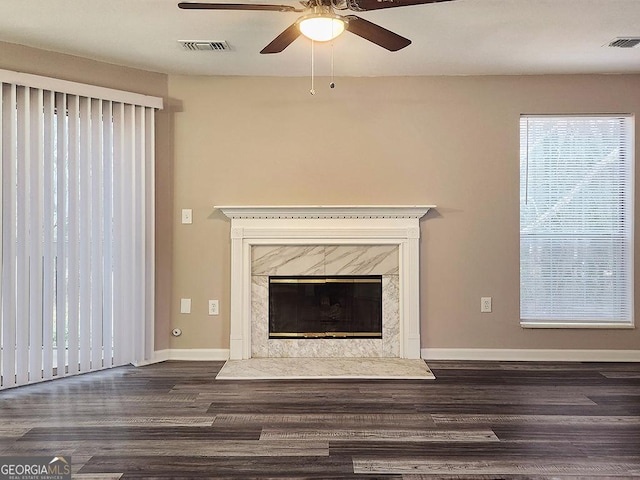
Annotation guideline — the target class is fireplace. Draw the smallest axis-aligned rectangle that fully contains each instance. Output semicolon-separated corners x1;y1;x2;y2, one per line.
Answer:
269;275;383;339
217;205;434;360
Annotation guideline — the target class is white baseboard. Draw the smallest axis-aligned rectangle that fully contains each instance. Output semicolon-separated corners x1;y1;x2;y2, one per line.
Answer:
152;349;230;361
132;358;163;367
421;348;640;362
131;350;169;367
152;349;170;363
147;348;639;364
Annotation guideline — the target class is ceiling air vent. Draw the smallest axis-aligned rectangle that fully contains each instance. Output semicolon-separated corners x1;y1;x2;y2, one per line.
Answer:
607;37;640;48
180;41;231;51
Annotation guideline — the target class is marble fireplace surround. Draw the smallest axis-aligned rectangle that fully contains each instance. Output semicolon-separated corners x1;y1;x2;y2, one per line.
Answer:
217;206;434;360
252;245;399;358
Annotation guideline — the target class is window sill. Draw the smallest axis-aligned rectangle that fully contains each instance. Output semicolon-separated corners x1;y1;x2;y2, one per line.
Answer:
521;322;635;329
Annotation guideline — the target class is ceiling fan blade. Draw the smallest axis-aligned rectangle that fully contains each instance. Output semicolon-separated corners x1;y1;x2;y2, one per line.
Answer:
260;22;301;54
346;0;454;11
345;15;411;51
178;2;302;12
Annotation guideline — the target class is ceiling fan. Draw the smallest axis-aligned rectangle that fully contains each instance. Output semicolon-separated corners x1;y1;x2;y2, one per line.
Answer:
178;0;454;54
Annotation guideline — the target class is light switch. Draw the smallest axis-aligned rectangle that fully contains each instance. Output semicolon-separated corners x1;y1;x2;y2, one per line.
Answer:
181;209;193;224
180;298;191;314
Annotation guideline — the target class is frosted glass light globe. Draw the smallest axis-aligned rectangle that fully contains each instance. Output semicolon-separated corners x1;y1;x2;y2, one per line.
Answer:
299;15;345;42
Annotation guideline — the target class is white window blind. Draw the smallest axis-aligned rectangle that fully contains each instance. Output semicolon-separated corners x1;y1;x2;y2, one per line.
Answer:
520;115;634;327
0;71;160;389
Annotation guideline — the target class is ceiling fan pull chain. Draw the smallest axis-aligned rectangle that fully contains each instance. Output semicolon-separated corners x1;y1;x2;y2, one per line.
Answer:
310;39;316;95
330;40;336;89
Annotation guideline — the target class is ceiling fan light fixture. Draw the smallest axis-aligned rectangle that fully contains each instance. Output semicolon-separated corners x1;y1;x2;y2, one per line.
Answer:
298;14;346;42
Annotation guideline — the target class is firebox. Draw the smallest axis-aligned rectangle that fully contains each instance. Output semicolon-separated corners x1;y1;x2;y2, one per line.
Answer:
268;275;383;339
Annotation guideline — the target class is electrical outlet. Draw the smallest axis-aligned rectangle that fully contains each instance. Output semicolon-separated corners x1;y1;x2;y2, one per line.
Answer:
181;208;193;224
208;300;219;316
481;297;492;313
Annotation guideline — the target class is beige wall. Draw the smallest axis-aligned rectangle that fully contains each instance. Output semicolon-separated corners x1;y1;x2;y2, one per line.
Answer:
169;74;640;352
2;39;638;354
0;41;173;350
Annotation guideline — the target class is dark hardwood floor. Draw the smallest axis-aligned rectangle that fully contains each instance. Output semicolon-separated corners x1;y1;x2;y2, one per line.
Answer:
1;360;639;479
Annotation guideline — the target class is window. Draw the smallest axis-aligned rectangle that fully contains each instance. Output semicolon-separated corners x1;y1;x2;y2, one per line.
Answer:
1;70;161;389
520;115;634;327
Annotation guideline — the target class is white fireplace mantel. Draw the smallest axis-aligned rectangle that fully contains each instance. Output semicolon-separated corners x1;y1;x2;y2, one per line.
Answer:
217;205;435;360
217;205;435;220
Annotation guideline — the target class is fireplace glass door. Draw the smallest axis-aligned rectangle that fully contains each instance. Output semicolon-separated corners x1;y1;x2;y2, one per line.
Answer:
268;275;383;339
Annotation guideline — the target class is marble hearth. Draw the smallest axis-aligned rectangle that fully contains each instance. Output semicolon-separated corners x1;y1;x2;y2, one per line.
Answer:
217;205;434;360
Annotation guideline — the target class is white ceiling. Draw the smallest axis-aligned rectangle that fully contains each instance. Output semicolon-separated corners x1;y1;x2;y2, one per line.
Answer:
0;0;639;77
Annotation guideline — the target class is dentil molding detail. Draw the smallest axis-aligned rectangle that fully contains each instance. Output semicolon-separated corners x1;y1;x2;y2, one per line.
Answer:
216;205;435;220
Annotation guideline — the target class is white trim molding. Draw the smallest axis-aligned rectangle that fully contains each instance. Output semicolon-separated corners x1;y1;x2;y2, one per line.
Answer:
217;205;435;360
422;348;640;362
151;349;230;362
216;205;433;219
521;322;635;329
148;348;640;365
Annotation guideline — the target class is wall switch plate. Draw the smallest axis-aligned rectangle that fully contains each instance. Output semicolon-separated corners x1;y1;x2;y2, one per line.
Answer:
181;209;193;224
208;300;219;316
481;297;492;313
180;298;191;314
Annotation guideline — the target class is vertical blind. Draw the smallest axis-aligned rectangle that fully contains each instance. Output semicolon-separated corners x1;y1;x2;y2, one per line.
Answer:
520;115;634;326
0;71;159;389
